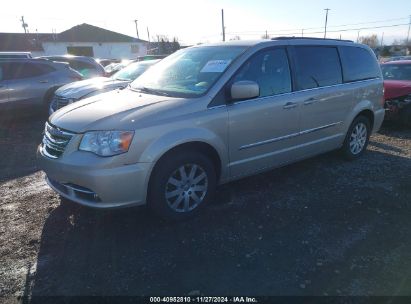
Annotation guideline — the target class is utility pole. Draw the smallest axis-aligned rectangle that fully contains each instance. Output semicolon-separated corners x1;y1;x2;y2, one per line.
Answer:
407;15;411;45
324;8;330;38
221;9;225;42
147;27;150;42
20;16;28;34
301;29;304;37
357;31;360;43
265;30;268;39
381;32;384;47
134;19;139;39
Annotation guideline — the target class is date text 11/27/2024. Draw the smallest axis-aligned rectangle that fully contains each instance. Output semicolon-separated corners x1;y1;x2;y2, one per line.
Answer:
149;297;258;303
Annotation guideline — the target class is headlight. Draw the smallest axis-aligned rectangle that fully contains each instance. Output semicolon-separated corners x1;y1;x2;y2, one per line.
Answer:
79;130;134;156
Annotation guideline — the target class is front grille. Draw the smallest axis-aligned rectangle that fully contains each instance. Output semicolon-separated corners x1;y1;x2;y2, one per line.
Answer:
51;95;72;111
42;122;75;159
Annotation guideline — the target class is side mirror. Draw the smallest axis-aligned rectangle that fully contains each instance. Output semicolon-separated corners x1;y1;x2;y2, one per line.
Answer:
230;80;259;101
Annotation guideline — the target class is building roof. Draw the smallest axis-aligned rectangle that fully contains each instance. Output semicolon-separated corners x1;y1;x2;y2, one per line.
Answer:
0;33;53;52
0;23;146;52
56;23;146;43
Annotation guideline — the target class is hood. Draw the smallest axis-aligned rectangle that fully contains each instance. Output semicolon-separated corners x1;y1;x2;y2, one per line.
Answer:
55;77;129;100
50;88;177;133
384;80;411;100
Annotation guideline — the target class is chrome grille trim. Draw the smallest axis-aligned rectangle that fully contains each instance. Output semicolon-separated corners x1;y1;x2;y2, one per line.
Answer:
41;122;75;159
51;95;73;111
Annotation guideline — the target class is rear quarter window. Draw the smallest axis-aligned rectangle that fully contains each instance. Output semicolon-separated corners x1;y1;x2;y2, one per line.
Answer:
294;46;342;90
339;46;380;82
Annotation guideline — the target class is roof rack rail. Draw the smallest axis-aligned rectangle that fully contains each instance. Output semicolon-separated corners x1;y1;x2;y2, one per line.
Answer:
271;36;354;43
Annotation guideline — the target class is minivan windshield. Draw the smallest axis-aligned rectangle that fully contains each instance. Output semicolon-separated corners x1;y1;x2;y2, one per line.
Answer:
130;46;247;97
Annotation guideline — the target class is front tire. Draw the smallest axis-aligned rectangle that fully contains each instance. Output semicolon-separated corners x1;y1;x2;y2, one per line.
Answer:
341;115;371;160
148;150;217;221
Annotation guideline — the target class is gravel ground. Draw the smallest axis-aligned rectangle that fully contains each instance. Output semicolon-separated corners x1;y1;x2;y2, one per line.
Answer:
0;115;410;297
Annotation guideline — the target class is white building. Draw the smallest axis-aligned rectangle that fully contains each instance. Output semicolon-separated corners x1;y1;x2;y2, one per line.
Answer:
0;23;147;60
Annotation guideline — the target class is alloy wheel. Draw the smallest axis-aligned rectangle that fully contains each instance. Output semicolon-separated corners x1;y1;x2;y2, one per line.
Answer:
165;163;208;212
349;122;367;155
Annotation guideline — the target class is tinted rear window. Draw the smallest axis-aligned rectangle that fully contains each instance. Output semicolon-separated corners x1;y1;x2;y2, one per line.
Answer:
0;62;52;80
294;46;342;90
339;46;380;82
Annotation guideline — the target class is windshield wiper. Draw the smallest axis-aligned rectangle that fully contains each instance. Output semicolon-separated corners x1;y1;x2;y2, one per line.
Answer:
135;86;171;97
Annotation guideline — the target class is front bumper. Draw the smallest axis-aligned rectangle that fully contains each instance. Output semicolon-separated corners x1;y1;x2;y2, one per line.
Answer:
37;145;152;208
384;97;411;121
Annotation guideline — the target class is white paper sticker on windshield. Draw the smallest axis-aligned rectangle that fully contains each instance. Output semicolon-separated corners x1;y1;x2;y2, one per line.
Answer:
200;60;231;73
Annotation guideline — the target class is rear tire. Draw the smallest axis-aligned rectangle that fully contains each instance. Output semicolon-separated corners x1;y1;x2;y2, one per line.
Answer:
148;150;217;221
341;115;371;160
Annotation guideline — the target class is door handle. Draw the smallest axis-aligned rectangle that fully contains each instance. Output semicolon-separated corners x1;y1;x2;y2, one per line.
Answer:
39;80;49;83
283;102;298;109
304;97;318;105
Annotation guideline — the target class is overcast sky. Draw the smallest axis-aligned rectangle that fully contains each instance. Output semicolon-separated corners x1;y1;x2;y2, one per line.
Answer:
1;0;410;45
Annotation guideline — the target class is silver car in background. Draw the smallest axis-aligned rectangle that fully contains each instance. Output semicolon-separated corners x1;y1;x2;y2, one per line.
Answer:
0;59;83;114
49;60;159;114
38;38;384;220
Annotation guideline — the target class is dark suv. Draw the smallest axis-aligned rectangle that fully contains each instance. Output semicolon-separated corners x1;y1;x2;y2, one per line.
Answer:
39;55;106;78
0;59;83;114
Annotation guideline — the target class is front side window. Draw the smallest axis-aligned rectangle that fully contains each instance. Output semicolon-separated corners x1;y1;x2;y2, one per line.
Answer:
131;46;247;97
340;46;380;82
294;46;342;90
232;48;292;97
381;64;411;81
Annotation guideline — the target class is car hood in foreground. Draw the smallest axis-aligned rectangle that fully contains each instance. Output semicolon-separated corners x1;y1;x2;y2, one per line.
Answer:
49;89;179;133
384;80;411;100
55;77;130;100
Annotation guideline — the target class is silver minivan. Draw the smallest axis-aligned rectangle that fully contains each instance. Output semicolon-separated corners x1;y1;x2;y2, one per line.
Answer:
38;38;385;220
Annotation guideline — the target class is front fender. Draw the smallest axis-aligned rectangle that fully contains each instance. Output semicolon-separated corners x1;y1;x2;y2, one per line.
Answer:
138;127;229;182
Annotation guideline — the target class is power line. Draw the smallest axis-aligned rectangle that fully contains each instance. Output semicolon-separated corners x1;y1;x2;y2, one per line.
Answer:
226;16;410;35
227;22;410;37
